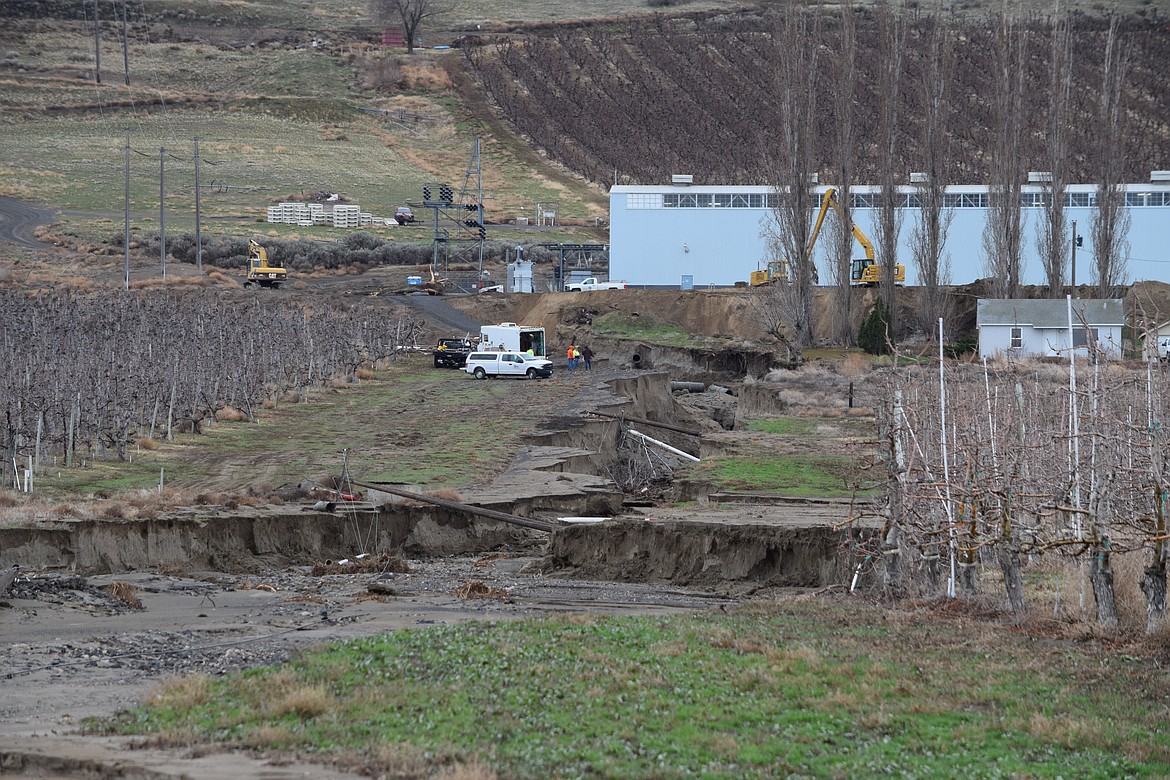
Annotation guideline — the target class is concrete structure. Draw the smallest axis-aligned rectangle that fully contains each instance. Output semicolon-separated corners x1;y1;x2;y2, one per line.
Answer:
608;180;1170;288
976;298;1124;359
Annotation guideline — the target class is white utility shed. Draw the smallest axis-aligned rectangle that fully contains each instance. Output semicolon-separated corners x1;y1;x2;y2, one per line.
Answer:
977;299;1124;359
1140;319;1170;362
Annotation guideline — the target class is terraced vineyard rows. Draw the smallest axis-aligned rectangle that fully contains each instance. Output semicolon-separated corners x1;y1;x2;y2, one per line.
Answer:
467;11;1170;186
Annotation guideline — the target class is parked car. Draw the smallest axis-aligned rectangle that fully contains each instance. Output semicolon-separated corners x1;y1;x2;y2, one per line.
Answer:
395;206;415;225
464;351;553;380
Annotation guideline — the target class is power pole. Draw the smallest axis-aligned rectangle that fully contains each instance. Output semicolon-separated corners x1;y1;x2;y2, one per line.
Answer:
123;128;130;290
121;0;130;86
159;146;166;279
193;136;202;270
93;0;101;84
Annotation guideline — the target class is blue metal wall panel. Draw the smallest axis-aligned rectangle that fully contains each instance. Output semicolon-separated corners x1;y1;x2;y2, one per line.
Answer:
610;187;1170;287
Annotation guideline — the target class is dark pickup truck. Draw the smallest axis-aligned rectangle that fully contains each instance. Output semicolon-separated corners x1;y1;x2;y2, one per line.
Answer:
433;338;473;368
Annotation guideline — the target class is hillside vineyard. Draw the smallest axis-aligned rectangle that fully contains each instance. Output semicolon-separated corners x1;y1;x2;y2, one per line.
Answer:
466;11;1170;186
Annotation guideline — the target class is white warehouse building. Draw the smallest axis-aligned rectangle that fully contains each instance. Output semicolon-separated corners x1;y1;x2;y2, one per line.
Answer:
608;177;1170;288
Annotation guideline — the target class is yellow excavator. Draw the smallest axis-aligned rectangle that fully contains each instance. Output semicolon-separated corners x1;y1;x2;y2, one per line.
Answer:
808;188;905;287
245;240;287;288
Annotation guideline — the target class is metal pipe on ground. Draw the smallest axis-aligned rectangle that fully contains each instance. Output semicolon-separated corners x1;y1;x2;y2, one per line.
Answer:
670;381;707;394
625;429;701;462
347;479;555;533
586;410;702;437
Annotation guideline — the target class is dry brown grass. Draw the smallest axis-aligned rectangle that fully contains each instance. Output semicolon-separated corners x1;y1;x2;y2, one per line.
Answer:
238;724;295;750
214;406;248;423
1046;552;1150;631
135;436;158;450
435;761;499;780
100;502;126;519
105;581;143;609
428;488;463;502
269;680;333;719
146;674;214;708
1026;713;1103;750
354;367;376;380
455;580;509;599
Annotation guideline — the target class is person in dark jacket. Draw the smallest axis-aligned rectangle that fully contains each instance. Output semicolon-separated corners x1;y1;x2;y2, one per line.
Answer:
581;344;594;371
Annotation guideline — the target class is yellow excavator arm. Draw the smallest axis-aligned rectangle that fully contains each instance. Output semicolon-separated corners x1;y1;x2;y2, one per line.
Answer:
813;187;904;286
752;187;904;287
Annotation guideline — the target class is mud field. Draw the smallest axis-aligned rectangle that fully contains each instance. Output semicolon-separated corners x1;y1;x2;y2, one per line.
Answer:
0;353;874;779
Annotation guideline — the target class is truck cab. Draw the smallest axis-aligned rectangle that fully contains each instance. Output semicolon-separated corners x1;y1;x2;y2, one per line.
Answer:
433;338;472;368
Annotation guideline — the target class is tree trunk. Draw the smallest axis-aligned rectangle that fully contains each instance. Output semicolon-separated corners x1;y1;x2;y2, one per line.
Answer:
997;538;1026;615
1140;556;1166;634
1089;539;1119;628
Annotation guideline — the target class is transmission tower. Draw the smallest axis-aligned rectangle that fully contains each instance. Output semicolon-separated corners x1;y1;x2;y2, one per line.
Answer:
420;138;486;291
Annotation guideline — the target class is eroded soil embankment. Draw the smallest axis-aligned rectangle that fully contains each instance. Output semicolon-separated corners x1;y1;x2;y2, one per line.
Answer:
0;506;543;574
546;519;867;589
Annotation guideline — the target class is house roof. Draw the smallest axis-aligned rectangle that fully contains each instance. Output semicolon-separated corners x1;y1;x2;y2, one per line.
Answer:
977;299;1125;328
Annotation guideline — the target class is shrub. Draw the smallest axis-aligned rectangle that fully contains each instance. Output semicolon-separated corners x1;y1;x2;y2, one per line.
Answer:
858;298;893;356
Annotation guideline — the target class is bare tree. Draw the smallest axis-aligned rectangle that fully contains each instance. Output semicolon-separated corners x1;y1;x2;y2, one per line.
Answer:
874;2;906;331
1091;16;1131;297
762;4;821;362
368;0;452;55
910;5;954;340
982;6;1027;300
1037;8;1074;297
828;0;860;346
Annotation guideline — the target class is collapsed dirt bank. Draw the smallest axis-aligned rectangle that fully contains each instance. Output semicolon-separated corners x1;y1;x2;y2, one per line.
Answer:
0;348;878;778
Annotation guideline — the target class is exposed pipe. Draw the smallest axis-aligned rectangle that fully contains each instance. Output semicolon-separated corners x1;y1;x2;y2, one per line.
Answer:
625;429;700;462
586;410;701;437
347;479;554;533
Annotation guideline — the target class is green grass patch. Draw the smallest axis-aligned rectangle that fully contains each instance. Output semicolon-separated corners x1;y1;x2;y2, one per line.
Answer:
743;417;818;436
591;312;703;348
96;601;1170;778
701;454;863;496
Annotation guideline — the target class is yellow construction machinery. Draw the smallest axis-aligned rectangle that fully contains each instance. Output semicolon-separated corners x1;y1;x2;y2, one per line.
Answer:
808;188;905;287
245;240;287;288
750;259;790;286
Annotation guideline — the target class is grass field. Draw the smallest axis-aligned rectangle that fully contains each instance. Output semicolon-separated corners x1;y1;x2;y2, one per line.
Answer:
96;599;1170;778
35;354;553;497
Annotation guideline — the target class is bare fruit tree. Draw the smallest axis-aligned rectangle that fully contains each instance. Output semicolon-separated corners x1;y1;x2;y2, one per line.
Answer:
1091;16;1132;297
828;0;860;346
761;4;821;362
910;5;954;340
0;291;417;483
981;8;1027;299
368;0;453;55
1037;8;1074;297
874;2;906;332
870;352;1170;629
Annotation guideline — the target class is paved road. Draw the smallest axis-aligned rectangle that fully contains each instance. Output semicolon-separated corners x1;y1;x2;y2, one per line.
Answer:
399;291;483;334
0;197;54;249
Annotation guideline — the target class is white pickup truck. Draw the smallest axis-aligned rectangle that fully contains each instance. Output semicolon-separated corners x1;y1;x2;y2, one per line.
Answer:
565;277;627;292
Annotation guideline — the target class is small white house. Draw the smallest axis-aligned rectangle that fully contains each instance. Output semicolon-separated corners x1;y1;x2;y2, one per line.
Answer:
977;299;1124;359
1140;319;1170;362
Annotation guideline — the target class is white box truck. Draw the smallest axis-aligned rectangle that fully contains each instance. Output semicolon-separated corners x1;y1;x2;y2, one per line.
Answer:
479;322;547;357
